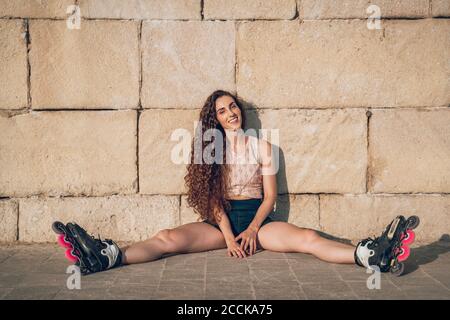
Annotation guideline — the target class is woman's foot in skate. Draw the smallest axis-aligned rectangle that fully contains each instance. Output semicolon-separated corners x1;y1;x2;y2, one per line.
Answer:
53;221;123;275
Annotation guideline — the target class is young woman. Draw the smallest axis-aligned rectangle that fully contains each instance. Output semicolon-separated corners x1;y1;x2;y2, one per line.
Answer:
52;90;418;276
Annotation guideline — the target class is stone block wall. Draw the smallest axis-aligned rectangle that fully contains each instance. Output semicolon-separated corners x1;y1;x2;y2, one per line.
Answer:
0;0;449;244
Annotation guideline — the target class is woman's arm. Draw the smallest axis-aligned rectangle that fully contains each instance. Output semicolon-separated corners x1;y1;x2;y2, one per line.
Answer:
214;207;235;244
212;202;247;258
249;139;278;231
248;192;276;232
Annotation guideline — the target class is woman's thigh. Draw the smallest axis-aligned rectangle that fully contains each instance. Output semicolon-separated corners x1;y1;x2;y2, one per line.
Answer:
167;222;227;253
256;221;318;253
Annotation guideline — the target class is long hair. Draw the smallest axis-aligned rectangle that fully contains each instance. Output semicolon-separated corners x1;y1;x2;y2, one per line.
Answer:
184;90;247;224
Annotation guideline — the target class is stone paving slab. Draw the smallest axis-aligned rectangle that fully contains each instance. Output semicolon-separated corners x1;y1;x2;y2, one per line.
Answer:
0;242;449;300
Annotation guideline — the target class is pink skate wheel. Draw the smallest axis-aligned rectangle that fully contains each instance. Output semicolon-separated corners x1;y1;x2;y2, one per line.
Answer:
65;249;78;263
397;245;410;262
402;230;415;245
57;235;73;249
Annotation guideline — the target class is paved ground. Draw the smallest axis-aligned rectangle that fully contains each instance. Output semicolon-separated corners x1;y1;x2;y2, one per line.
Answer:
0;241;449;300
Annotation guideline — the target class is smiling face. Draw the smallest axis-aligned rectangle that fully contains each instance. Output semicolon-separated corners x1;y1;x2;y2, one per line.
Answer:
215;95;242;131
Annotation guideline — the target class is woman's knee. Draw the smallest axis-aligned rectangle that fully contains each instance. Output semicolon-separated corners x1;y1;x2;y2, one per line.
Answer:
301;229;321;252
154;229;187;253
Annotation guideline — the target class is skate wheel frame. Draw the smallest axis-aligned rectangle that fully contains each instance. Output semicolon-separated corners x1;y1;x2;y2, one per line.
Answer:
52;221;92;274
53;221;82;264
388;215;420;277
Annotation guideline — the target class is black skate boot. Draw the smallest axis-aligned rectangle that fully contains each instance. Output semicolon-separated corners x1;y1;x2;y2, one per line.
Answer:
52;221;123;275
354;215;420;276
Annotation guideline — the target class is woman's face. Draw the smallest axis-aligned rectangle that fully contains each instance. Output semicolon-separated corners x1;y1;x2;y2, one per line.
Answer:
215;95;242;131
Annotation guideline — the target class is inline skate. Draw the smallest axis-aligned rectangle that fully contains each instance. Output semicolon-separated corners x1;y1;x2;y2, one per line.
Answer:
52;221;123;275
354;215;420;276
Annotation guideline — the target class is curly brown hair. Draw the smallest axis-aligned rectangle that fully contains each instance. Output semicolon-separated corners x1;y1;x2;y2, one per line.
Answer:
184;90;247;225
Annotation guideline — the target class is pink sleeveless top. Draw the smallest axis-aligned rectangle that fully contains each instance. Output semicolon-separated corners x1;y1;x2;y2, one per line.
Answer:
224;134;276;199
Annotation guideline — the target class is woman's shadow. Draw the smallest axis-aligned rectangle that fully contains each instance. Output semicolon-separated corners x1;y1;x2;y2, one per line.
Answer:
241;99;290;201
242;98;450;274
401;235;450;275
243;99;350;244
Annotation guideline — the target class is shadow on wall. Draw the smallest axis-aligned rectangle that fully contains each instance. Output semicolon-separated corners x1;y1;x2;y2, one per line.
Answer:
241;97;352;245
239;97;290;217
239;98;450;262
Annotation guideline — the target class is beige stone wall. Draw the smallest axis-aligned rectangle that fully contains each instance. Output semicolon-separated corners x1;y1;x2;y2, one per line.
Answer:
0;0;448;244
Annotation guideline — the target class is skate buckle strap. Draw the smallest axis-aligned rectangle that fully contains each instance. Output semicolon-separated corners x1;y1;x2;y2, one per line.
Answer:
387;217;401;239
101;241;120;269
356;240;376;269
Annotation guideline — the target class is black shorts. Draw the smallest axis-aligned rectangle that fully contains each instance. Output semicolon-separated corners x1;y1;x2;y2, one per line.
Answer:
203;198;274;237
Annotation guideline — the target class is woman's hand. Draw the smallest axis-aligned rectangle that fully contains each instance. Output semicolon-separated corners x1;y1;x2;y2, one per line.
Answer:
235;226;259;256
226;239;247;258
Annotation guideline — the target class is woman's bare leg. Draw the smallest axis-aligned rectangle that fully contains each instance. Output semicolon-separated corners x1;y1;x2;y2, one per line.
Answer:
257;222;355;264
120;222;227;264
